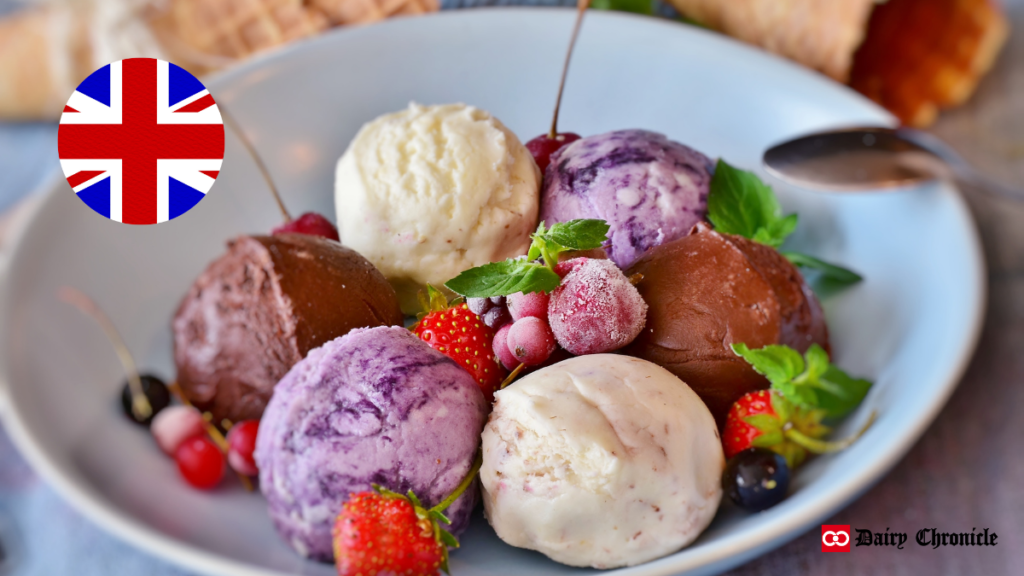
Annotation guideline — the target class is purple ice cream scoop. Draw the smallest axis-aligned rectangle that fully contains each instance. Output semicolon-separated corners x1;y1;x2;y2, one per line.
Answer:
540;129;714;269
254;326;487;562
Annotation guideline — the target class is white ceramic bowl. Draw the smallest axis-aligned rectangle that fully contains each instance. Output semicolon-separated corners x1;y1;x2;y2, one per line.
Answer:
0;8;985;576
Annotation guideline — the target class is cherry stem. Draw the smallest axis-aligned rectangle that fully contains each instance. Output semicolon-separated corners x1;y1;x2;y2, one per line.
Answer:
58;287;151;422
785;411;876;454
500;362;526;389
219;105;292;223
430;451;482;514
549;0;591;139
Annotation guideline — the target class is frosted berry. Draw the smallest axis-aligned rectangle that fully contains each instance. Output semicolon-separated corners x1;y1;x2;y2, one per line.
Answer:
415;303;506;402
151;405;205;455
482;306;511;330
723;448;790;512
271;212;340;241
526;133;582;173
548;258;648;355
175;435;225;490
466;297;492;316
226;419;260;476
507;291;550;321
506;317;556;366
493;323;518;371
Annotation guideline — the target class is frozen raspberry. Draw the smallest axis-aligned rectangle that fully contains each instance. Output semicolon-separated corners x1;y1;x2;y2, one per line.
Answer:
507;317;557;366
151;405;205;455
548;258;648;355
507;291;550;321
493;323;518;370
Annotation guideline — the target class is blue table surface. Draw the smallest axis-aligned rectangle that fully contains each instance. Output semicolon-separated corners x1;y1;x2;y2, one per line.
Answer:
3;0;1023;575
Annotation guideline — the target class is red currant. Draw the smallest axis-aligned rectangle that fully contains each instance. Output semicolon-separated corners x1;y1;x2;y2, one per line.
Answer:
226;419;260;476
271;212;339;241
525;133;581;173
175;436;225;490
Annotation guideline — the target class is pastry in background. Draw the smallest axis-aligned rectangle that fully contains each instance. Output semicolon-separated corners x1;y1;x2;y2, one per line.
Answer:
849;0;1010;127
0;0;441;121
665;0;878;82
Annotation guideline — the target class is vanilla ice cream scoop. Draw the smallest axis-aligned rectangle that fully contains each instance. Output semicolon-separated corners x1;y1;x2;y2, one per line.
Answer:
480;355;724;568
335;103;541;313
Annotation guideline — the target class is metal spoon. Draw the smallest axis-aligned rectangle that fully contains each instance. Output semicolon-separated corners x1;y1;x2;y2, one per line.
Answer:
763;127;1023;199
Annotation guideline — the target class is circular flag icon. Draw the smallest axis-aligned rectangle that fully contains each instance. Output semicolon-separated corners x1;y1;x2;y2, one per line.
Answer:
58;58;225;224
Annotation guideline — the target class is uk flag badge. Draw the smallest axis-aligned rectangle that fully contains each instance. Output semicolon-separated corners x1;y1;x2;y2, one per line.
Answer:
58;58;225;224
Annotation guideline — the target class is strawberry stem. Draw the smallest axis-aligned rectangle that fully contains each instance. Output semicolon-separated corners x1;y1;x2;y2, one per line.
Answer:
59;287;152;422
220;105;292;223
784;411;876;454
430;451;482;515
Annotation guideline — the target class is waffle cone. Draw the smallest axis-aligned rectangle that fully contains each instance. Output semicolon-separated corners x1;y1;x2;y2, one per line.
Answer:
850;0;1009;127
666;0;877;82
310;0;439;26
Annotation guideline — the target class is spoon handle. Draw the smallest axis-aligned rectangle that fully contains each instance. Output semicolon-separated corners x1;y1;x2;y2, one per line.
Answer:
897;128;1024;201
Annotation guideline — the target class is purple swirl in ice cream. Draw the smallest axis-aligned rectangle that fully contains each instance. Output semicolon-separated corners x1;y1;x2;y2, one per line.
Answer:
540;129;714;269
254;326;487;562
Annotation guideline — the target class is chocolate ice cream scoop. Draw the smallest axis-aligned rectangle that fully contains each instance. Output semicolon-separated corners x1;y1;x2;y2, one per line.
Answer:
625;223;829;426
172;233;404;424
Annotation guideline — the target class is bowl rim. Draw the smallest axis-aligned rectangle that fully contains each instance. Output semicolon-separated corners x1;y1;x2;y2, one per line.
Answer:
0;7;987;576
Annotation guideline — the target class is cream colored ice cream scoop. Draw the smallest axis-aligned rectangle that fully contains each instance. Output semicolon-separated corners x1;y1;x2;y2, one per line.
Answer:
334;102;541;314
480;354;724;569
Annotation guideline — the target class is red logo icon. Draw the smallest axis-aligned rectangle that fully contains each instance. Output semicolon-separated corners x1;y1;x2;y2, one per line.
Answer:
822;525;851;552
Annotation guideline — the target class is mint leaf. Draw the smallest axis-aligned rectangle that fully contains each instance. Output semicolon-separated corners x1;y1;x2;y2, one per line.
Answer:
445;260;560;298
783;252;863;287
732;342;873;418
731;343;804;386
708;160;797;248
591;0;654;15
544;219;610;251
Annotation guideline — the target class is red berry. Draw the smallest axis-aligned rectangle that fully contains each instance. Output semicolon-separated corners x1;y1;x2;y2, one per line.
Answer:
548;258;648;355
227;419;260;476
175;436;225;490
414;303;506;402
507;291;550;321
493;323;518;371
525;132;581;173
271;212;340;241
333;492;445;576
151;405;205;455
507;317;556;366
723;390;779;459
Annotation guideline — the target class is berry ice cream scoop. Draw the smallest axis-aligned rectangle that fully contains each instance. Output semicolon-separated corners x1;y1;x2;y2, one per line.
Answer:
480;355;724;569
539;129;713;269
254;326;488;562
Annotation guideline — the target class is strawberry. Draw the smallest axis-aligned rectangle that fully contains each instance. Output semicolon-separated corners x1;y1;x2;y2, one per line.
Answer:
332;490;455;576
413;286;506;402
723;389;874;469
332;453;482;576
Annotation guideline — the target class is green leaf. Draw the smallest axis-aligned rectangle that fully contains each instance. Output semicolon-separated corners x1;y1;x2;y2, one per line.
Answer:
803;344;830;380
445;260;561;298
750;430;784;448
438;529;460;549
731;343;804;386
707;159;798;248
544;219;611;251
783;252;863;287
759;213;799;248
591;0;654;15
429;509;452;526
815;366;873;418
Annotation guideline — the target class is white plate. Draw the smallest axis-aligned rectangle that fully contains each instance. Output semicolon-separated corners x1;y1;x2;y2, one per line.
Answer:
0;8;985;576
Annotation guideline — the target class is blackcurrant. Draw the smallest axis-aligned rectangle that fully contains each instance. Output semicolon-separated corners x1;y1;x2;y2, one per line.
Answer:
723;448;790;512
120;374;171;427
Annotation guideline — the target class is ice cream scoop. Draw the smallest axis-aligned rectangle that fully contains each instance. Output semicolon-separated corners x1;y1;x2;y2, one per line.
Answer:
539;129;713;269
480;355;724;569
625;223;830;426
335;102;541;314
172;233;404;424
255;326;487;562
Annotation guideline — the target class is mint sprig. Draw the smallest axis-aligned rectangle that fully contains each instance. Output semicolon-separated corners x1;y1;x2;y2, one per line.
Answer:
732;343;872;419
446;219;609;298
591;0;654;15
707;159;863;289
